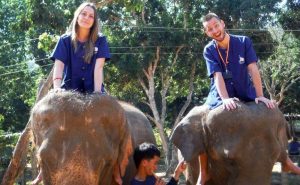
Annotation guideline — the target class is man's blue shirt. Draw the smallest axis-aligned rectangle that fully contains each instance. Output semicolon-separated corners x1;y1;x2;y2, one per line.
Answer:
130;175;177;185
50;33;111;93
203;34;258;109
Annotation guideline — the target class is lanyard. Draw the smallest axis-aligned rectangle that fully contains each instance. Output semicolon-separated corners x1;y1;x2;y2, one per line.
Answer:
215;37;230;69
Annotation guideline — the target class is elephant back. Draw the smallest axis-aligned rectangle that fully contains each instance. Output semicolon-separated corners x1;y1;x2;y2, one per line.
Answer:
205;101;288;185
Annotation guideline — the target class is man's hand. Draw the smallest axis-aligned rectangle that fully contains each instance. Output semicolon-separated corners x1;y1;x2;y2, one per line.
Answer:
222;97;239;110
255;96;276;109
173;160;187;181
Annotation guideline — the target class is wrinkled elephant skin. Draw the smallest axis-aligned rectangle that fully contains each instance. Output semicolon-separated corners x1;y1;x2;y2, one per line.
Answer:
171;102;288;185
31;91;155;185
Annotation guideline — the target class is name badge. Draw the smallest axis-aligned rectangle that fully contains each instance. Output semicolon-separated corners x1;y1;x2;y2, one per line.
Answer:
222;70;232;80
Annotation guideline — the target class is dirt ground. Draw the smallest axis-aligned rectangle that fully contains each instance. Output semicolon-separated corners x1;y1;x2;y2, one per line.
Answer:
6;157;300;184
155;161;300;185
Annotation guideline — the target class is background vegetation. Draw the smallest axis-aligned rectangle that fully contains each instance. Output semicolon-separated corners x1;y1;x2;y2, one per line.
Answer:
0;0;299;183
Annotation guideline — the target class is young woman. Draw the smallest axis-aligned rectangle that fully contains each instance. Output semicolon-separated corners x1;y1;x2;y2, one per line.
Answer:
51;2;110;94
32;2;110;184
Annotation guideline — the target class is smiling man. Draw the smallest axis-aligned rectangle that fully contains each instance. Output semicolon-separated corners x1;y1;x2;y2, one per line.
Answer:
196;13;300;185
202;13;274;111
131;143;186;185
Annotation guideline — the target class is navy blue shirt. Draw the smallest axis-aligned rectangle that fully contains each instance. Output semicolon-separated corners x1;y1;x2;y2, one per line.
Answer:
50;33;111;93
288;141;300;155
203;34;258;109
130;175;178;185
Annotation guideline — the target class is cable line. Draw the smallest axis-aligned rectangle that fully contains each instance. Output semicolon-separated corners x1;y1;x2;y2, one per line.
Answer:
0;63;52;77
2;57;51;68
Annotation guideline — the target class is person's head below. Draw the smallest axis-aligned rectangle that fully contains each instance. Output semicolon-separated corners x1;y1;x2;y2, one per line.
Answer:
201;12;226;42
133;142;161;176
69;2;100;63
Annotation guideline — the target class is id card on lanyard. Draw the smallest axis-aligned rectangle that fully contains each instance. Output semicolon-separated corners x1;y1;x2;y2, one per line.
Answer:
215;38;232;79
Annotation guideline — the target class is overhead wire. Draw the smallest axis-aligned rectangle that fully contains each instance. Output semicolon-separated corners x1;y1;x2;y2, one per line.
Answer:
2;57;51;69
1;26;299;48
0;58;52;77
0;26;299;77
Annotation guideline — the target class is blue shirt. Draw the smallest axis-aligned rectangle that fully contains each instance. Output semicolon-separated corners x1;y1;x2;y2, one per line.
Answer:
288;141;300;155
130;175;177;185
50;33;111;93
203;34;258;109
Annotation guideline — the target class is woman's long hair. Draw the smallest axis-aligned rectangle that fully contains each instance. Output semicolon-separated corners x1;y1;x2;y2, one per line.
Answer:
67;2;100;64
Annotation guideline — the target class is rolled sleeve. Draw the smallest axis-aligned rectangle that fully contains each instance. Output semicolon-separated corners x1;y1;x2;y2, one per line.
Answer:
244;36;258;65
96;36;111;61
50;35;69;64
203;46;222;78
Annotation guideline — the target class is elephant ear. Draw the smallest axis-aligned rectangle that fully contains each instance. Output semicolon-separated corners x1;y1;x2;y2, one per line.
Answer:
170;106;208;162
277;117;289;163
117;122;132;177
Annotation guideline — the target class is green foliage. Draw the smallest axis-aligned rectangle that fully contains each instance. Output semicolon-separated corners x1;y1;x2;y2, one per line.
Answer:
259;31;300;107
0;0;42;132
38;32;59;53
0;132;20;178
103;0;208;113
0;115;4;123
0;0;299;145
23;0;79;74
153;127;171;146
278;0;300;38
282;81;300;113
1;0;300;183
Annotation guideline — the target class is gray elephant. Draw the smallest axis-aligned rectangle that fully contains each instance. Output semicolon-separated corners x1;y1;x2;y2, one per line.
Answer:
171;101;289;185
2;91;156;185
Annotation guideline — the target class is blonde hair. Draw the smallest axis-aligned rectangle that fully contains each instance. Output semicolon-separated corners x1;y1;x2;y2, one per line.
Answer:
67;2;100;64
201;12;221;23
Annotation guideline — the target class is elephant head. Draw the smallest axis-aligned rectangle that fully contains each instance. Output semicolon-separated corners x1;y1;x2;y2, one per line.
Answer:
30;91;132;185
171;102;289;185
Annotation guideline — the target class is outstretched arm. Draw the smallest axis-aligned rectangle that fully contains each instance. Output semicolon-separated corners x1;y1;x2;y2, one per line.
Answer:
247;63;275;109
214;72;239;110
53;59;64;89
173;160;187;181
165;160;187;185
94;58;105;92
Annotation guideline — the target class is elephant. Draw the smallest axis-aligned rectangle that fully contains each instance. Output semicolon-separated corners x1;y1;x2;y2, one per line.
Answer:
171;101;289;185
2;91;156;185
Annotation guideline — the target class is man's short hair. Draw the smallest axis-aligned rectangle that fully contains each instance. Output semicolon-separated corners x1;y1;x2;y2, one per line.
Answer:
133;142;160;168
201;12;221;23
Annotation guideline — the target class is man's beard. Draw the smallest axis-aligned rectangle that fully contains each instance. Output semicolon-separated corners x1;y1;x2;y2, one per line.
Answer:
214;31;227;42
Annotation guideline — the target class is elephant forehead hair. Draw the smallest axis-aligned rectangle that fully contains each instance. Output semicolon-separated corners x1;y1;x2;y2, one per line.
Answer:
32;91;120;114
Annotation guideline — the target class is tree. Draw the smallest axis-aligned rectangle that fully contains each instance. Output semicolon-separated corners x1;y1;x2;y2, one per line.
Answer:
259;29;300;106
99;0;210;166
0;0;39;132
278;0;300;39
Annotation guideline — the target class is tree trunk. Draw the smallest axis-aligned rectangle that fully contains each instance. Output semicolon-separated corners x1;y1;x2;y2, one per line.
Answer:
166;61;196;175
1;67;53;185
